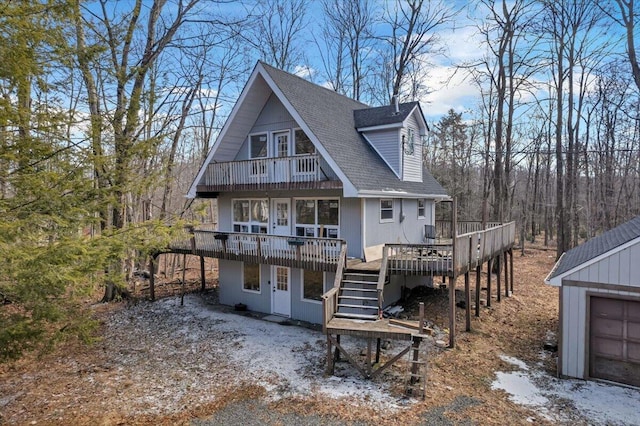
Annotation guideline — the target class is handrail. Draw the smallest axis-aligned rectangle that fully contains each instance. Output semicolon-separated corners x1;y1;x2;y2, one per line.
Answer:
376;246;389;319
332;244;348;288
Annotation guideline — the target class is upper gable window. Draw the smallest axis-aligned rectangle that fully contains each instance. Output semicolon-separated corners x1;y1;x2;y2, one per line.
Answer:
294;129;315;155
418;199;425;219
250;133;268;158
380;199;393;222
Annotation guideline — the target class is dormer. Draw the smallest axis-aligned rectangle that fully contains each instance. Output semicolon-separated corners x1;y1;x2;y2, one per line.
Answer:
354;99;428;182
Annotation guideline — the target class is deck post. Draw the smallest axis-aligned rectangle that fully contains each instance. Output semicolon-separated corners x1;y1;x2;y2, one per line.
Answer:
475;265;481;317
334;335;341;361
464;272;471;331
509;248;514;293
376;338;381;364
366;338;372;377
326;334;334;374
410;336;421;380
503;251;509;298
149;254;156;301
200;256;206;291
486;258;492;308
496;254;501;302
448;275;456;348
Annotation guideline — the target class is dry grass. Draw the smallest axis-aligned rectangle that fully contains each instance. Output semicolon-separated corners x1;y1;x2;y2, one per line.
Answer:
0;246;560;425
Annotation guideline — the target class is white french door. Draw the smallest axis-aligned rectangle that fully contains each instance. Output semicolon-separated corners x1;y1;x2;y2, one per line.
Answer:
271;266;291;317
271;198;291;236
272;131;290;182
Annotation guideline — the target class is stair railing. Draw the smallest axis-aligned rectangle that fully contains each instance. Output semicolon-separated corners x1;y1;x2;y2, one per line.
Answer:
322;244;348;332
376;246;389;319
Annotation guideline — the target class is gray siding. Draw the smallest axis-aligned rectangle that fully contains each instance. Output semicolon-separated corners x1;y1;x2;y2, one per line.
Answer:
218;260;271;313
558;240;640;379
290;270;335;324
234;93;298;160
401;113;423;182
560;284;640;379
362;129;400;176
340;197;362;258
563;242;640;286
362;198;435;248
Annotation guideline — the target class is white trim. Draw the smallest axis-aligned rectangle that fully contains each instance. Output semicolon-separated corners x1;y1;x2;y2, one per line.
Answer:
241;262;261;294
293;127;315;156
404;104;428;135
187;64;265;198
359;133;401;179
380;198;394;223
300;269;324;304
257;63;357;197
545;238;640;286
356;122;403;132
361;198;366;258
357;189;451;200
248;131;269;159
271;129;291;157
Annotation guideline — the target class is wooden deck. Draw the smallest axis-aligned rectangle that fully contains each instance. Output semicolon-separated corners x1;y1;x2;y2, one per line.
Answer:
325;317;419;340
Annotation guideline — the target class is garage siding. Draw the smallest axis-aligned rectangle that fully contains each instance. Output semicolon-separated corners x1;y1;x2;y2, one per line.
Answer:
561;284;640;380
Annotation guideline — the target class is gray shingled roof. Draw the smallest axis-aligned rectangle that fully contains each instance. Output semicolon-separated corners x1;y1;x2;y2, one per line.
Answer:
354;102;419;128
260;62;448;196
549;215;640;279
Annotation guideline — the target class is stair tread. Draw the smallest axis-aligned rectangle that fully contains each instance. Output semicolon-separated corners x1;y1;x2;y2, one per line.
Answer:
337;303;379;310
333;312;378;320
340;287;378;292
342;279;379;285
338;295;378;301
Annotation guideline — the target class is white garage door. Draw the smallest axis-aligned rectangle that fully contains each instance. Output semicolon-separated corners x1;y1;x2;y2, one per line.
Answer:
589;296;640;387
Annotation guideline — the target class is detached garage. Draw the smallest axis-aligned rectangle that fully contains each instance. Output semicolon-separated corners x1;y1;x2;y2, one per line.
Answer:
545;216;640;388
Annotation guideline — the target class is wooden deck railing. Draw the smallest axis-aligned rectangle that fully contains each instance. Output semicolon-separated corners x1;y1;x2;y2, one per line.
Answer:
385;243;454;276
435;220;503;240
323;245;347;332
453;221;516;275
171;230;345;272
201;154;340;187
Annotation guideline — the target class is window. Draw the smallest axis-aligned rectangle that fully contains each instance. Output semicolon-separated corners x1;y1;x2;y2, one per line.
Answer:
380;199;393;222
243;263;260;292
294;129;315;155
295;198;339;238
233;199;268;233
302;270;324;302
418;199;425;219
249;133;268;158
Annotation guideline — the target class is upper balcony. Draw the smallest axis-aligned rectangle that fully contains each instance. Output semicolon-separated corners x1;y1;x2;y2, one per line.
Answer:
195;154;342;195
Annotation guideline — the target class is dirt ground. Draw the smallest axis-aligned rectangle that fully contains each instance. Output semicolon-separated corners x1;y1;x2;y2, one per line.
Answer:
0;246;562;425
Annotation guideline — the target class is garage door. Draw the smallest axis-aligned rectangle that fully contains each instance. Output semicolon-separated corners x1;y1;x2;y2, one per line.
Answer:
589;296;640;387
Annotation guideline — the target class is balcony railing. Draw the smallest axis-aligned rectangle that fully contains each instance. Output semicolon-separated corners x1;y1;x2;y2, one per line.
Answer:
197;154;341;191
171;229;345;272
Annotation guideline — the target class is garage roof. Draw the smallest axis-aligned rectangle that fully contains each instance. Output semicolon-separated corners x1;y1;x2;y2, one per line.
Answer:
546;215;640;284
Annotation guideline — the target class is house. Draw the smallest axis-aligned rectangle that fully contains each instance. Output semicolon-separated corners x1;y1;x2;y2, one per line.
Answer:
545;215;640;388
185;61;449;325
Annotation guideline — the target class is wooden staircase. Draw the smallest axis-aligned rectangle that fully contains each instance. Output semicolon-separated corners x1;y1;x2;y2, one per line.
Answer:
334;270;386;321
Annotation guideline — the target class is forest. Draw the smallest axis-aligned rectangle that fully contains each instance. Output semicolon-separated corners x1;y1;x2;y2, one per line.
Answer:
1;0;639;360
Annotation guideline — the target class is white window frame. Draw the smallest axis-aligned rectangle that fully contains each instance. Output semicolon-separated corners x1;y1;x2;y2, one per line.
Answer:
380;198;394;223
271;129;291;158
418;199;425;219
232;198;269;234
248;132;269;159
293;197;340;238
300;269;324;304
241;262;261;294
293;127;315;156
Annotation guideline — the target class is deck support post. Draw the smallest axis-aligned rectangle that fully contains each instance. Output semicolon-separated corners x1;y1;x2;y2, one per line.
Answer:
376;338;381;364
486;258;492;308
496;254;501;302
326;334;334;374
200;256;206;291
448;275;456;348
334;335;341;361
410;336;421;382
464;272;471;331
366;338;372;376
509;248;514;293
475;265;481;317
503;251;509;298
149;254;156;301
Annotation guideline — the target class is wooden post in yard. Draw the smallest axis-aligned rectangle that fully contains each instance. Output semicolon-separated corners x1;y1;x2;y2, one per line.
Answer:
496;254;501;302
475;264;481;317
449;198;457;349
465;272;471;331
149;254;156;301
504;251;509;298
200;255;206;291
180;253;186;306
509;248;514;293
486;258;492;308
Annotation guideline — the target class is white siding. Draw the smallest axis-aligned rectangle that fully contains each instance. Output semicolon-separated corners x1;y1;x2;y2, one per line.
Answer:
401;112;423;182
362;129;400;176
564;242;640;287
